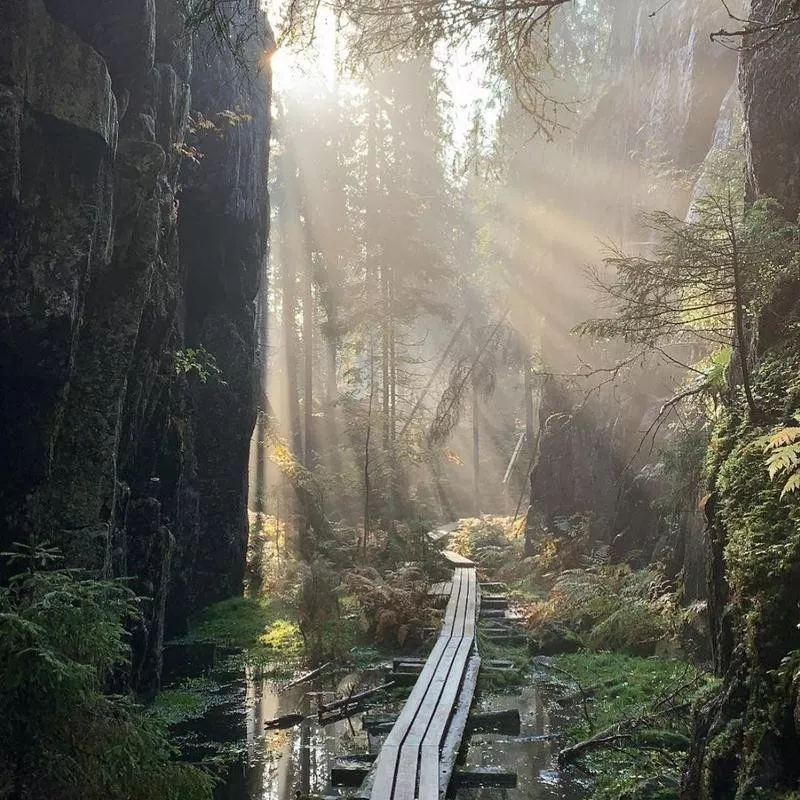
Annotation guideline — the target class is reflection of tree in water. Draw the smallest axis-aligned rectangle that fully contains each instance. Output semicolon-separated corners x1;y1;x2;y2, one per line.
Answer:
299;692;310;798
233;672;375;799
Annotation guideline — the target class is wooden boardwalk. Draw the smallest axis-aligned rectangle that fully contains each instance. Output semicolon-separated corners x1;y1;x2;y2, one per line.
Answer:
369;566;479;800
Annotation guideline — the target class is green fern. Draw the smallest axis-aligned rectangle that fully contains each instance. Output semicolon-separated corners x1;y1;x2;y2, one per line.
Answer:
755;421;800;498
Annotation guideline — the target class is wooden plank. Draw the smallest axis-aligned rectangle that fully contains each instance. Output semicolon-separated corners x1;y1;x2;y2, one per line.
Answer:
437;654;481;793
392;575;472;800
366;566;480;800
418;570;477;800
369;570;467;799
453;768;517;788
426;521;461;542
441;549;475;567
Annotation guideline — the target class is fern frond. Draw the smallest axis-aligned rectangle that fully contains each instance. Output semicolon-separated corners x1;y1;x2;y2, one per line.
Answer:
781;471;800;499
766;443;800;478
768;427;800;448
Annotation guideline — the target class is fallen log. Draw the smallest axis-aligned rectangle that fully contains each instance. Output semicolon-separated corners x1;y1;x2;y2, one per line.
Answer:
333;763;517;790
264;712;305;730
319;702;366;727
558;718;691;766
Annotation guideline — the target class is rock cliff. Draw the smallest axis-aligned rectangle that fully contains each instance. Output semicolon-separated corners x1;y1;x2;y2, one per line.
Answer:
682;5;800;796
526;0;738;584
0;0;272;693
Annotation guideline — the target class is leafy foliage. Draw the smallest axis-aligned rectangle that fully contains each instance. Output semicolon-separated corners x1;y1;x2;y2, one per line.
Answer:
174;346;226;384
341;564;433;647
280;0;571;134
525;564;678;656
550;652;713;800
577;192;800;420
577;194;800;349
0;544;212;800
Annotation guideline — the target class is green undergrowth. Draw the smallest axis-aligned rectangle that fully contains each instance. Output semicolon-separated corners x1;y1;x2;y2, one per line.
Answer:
0;544;214;800
179;595;306;677
550;652;715;800
184;596;282;648
149;678;221;727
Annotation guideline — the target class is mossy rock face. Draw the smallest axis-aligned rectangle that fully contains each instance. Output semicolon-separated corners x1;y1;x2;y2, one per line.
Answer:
682;337;800;798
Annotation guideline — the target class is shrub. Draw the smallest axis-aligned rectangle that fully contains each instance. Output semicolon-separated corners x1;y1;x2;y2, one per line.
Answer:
524;565;677;655
0;543;213;800
342;565;432;648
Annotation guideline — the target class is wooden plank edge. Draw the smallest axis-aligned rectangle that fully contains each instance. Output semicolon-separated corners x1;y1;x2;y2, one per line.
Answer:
438;651;481;796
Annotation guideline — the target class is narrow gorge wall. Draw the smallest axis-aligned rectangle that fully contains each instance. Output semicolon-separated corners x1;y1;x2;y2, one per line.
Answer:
526;0;738;588
681;6;800;797
0;0;272;692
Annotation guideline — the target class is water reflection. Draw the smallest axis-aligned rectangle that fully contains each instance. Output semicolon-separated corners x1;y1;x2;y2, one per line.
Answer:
461;683;588;800
191;665;588;800
214;669;373;800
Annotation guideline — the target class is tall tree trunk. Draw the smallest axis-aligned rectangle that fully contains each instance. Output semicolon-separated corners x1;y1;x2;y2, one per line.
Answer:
523;349;535;458
281;242;302;459
729;204;758;419
253;411;267;514
381;263;390;455
302;209;314;467
472;381;480;516
279;140;303;459
363;337;375;555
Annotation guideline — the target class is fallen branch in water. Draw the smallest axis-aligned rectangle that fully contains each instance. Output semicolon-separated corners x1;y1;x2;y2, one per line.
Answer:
317;681;395;721
264;712;305;730
557;703;692;766
281;661;331;691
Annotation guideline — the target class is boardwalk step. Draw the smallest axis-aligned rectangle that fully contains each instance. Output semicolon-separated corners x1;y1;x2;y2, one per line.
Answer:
335;764;517;790
479;608;508;618
453;767;518;788
392;658;514;673
440;549;476;567
363;708;520;736
485;632;529;645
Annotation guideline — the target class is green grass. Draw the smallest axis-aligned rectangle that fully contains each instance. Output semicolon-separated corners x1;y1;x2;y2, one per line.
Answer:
553;652;704;725
548;652;715;800
183;596;282;649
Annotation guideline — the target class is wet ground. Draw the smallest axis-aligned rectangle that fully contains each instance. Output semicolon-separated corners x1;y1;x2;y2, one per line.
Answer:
174;658;590;800
460;681;589;799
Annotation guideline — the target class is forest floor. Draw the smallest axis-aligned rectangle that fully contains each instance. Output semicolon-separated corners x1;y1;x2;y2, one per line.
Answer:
446;514;715;800
149;514;714;799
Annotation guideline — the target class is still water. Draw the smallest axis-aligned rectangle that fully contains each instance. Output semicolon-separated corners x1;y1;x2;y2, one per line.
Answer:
178;662;589;800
